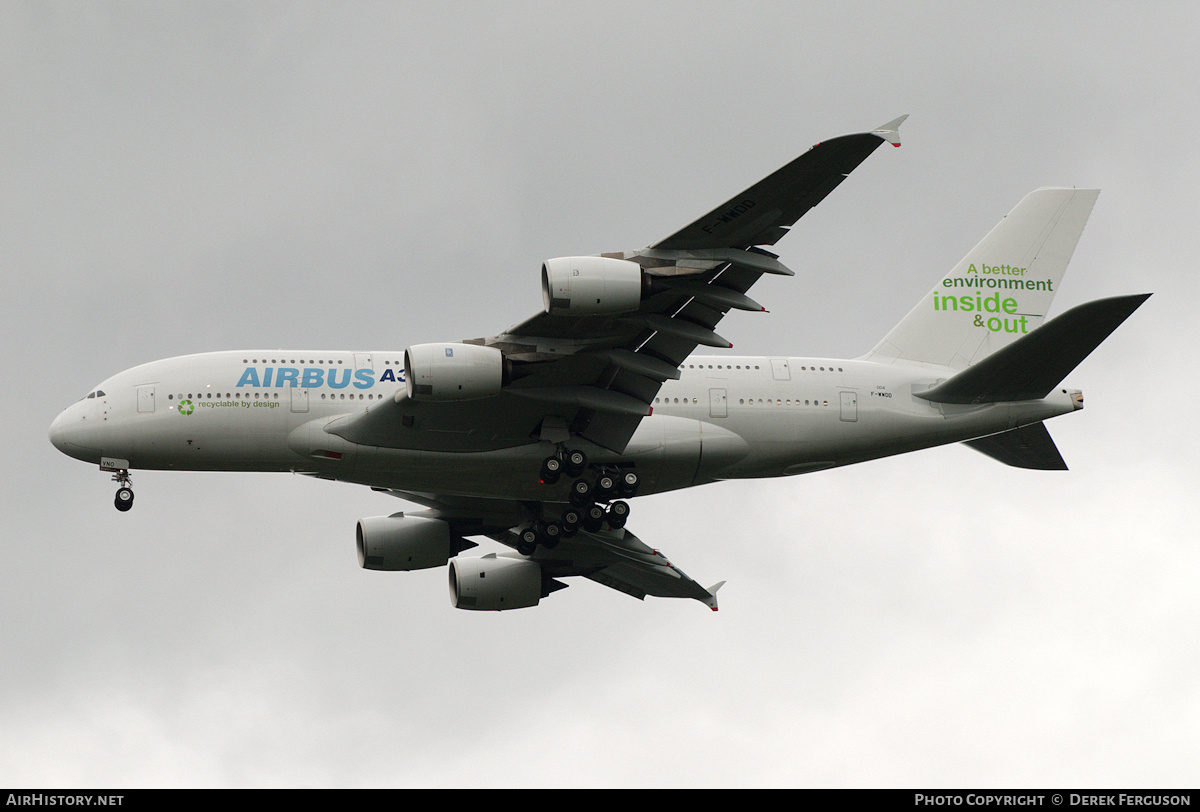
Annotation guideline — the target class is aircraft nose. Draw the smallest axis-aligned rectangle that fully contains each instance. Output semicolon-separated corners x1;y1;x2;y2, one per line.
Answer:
49;404;102;463
48;408;71;453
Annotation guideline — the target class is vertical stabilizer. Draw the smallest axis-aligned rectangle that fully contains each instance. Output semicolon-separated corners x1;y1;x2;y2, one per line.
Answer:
862;188;1099;369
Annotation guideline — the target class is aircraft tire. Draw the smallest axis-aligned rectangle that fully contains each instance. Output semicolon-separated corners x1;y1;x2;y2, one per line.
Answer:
606;500;630;529
620;471;639;496
538;522;562;549
114;488;134;512
564;450;587;477
582;504;606;533
539;456;562;484
569;479;593;506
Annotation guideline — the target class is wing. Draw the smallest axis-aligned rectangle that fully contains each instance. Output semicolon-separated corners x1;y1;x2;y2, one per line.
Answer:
329;116;906;454
374;488;724;609
653;115;908;250
344;118;906;608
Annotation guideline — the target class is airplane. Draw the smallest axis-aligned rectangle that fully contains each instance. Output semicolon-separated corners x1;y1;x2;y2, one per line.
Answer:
49;116;1149;612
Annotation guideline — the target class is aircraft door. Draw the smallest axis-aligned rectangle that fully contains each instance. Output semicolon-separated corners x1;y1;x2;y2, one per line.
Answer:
709;388;727;418
290;385;309;413
137;385;155;413
770;358;791;380
839;391;858;422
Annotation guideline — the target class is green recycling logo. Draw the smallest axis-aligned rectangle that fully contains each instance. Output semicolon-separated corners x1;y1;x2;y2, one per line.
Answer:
178;399;194;416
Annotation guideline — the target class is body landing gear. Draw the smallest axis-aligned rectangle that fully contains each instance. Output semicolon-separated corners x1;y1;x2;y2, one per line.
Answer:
525;449;640;552
112;470;134;512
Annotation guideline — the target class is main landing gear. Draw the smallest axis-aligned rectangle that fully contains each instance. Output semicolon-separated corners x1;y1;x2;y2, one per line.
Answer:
519;448;639;555
538;448;587;484
112;470;134;512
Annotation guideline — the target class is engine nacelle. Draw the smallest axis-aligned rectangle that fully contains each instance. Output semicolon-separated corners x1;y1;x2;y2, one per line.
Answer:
541;256;645;316
448;554;542;611
357;514;454;571
404;342;507;401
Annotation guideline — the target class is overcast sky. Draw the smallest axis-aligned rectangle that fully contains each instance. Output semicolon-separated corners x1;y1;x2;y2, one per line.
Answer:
4;1;1199;787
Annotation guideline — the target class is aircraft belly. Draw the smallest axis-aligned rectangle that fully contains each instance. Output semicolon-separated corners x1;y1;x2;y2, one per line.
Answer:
283;411;752;499
722;390;1075;477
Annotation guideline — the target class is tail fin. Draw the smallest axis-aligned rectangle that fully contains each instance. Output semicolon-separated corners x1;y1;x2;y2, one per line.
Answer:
862;188;1099;369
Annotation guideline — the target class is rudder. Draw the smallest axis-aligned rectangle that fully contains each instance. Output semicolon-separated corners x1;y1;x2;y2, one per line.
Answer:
862;188;1099;369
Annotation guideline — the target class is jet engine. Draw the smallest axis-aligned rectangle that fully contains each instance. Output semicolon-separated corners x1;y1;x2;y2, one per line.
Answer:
357;513;459;571
404;342;508;401
541;256;646;316
448;554;543;610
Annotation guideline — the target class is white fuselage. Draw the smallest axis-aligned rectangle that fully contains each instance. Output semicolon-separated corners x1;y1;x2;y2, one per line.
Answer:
49;350;1079;501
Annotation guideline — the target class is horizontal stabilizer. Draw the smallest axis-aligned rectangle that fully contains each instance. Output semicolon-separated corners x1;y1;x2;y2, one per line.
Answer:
963;423;1068;470
916;293;1150;404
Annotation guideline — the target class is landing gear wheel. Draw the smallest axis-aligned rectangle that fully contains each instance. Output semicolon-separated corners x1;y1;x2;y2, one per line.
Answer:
620;471;639;497
537;521;562;549
595;474;617;497
111;469;135;512
582;503;606;533
516;526;538;556
569;478;593;507
606;500;630;529
539;456;562;484
560;508;581;537
114;487;134;512
564;449;587;477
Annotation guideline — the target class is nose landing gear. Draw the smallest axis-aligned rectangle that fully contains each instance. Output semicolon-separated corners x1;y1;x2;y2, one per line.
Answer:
112;470;134;512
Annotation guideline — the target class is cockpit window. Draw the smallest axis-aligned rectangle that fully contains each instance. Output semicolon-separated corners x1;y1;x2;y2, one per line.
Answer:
96;390;105;397
86;392;95;399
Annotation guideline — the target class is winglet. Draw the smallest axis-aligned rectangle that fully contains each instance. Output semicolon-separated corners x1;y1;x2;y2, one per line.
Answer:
873;114;908;147
702;580;726;611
